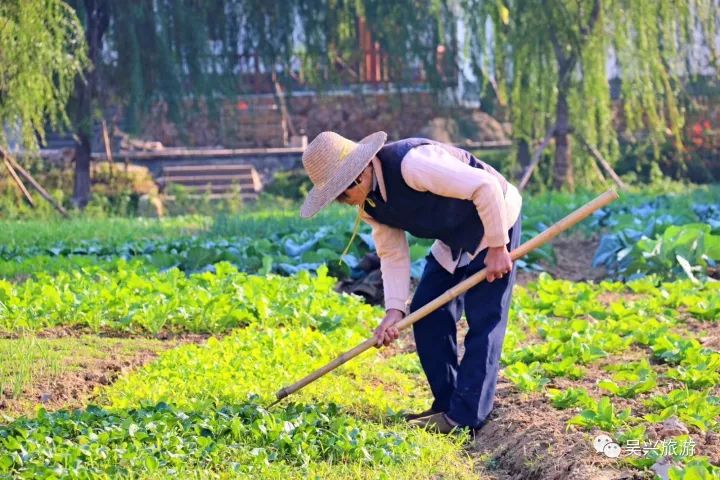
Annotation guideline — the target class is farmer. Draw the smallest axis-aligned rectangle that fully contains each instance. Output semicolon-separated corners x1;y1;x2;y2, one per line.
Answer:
299;131;522;434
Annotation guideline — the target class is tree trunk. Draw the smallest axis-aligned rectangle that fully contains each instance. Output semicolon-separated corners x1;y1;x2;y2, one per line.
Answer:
516;138;531;182
553;90;573;190
70;0;109;208
73;132;92;208
546;0;599;190
72;52;92;207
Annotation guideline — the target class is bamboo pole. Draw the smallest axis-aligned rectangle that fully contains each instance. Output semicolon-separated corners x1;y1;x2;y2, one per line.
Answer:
587;149;609;186
101;119;115;177
0;146;69;217
575;132;627;191
3;156;36;207
273;72;297;141
518;125;556;191
270;189;620;407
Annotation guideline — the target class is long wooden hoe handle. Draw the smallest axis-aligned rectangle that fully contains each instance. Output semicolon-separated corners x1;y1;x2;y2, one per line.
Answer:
270;189;620;407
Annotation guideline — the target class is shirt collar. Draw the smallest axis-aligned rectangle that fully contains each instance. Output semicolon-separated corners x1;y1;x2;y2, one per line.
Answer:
370;156;388;202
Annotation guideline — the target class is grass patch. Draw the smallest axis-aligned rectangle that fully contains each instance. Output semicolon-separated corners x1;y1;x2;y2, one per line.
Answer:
0;335;170;416
0;215;210;249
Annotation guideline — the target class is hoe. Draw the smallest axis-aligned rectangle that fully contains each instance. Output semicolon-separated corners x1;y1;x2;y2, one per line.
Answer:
268;189;620;409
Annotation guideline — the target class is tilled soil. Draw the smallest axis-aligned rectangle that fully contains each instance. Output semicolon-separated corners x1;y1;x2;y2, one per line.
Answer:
516;232;606;285
471;377;645;480
0;335;207;416
541;233;607;282
473;341;720;479
2;351;158;414
0;325;212;343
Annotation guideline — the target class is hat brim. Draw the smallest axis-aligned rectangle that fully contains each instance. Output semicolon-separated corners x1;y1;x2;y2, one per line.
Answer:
300;131;387;218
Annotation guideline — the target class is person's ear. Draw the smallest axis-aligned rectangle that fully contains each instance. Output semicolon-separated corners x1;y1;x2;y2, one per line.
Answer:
363;163;373;180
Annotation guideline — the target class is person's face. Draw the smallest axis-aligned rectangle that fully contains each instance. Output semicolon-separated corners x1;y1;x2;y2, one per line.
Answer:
336;164;372;206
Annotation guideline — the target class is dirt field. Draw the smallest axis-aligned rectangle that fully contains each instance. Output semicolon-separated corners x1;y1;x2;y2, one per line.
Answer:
0;332;208;416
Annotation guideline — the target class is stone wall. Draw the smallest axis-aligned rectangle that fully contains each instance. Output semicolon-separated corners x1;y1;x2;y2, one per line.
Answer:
137;90;443;148
138;96;286;148
288;90;437;142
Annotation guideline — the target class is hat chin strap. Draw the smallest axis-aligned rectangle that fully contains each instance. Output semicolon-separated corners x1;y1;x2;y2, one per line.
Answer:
339;192;376;261
339;202;364;260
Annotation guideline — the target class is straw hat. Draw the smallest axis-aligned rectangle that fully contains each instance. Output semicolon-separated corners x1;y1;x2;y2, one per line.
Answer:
300;130;387;218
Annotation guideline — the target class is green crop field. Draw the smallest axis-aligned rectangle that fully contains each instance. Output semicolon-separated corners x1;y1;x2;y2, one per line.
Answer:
5;0;720;477
1;188;719;479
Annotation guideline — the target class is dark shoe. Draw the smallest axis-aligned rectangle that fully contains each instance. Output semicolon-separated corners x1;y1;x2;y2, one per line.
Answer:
408;412;461;434
470;420;488;439
403;407;439;422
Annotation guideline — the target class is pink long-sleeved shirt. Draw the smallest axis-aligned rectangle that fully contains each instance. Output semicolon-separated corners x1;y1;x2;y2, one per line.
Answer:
359;144;523;314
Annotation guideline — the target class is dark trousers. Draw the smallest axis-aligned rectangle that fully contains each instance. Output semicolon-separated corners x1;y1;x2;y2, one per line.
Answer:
410;216;521;428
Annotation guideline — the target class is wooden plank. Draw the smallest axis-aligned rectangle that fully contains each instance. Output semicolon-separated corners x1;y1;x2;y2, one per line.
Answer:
157;163;264;198
273;74;294;142
101;120;114;177
250;167;262;191
0;146;68;217
162;183;256;193
163;192;258;201
158;176;258;187
160;164;257;173
575;132;628;191
3;157;36;207
158;174;257;182
518;125;555;191
85;146;305;161
158;172;257;180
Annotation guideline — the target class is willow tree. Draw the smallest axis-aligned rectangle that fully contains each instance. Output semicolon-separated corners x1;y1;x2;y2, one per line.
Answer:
65;0;239;206
462;0;719;189
63;0;454;206
0;0;87;153
65;0;337;206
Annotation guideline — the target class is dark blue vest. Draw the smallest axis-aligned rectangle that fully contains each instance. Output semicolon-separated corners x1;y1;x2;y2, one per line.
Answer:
364;138;509;257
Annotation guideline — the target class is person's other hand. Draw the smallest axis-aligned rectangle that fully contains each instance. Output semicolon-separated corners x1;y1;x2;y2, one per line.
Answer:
485;245;512;282
373;309;404;348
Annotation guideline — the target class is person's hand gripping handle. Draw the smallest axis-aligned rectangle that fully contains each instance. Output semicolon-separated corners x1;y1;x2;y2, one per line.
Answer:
373;308;403;347
484;245;513;282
